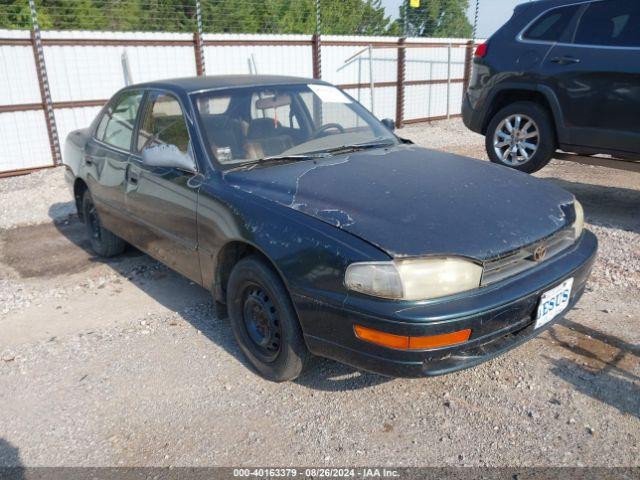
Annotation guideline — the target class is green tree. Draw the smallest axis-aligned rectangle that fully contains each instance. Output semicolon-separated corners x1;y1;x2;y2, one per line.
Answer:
401;0;472;38
0;0;52;29
0;0;395;34
320;0;395;35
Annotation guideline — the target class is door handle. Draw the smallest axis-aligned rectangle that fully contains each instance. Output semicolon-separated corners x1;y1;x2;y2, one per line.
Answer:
551;56;581;65
125;164;139;185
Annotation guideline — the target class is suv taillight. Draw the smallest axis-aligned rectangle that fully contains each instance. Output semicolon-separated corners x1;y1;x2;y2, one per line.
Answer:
474;42;488;58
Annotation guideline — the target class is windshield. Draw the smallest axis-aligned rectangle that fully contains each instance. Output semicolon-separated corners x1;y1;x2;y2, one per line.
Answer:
192;83;397;168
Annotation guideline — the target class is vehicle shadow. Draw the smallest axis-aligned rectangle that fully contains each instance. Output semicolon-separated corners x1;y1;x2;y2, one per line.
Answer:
546;319;640;419
0;438;24;479
543;178;640;234
47;206;389;391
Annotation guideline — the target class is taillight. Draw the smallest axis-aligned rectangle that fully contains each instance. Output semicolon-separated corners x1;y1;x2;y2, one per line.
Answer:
474;42;488;58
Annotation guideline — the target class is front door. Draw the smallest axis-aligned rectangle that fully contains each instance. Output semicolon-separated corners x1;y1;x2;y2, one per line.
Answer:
125;91;202;284
546;0;640;155
86;90;144;238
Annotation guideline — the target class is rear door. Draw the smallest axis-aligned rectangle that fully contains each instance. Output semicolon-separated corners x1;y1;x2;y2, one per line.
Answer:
125;90;202;283
86;90;143;238
545;0;640;154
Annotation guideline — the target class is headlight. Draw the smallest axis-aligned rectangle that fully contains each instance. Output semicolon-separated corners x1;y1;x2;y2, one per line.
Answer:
572;200;584;240
345;257;483;301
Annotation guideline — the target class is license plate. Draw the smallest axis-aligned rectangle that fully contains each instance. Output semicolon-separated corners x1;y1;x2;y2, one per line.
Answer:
535;278;574;330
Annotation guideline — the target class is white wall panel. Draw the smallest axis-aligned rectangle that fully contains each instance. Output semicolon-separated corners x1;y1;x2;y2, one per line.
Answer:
322;45;397;86
203;35;312;78
44;44;197;102
0;111;52;171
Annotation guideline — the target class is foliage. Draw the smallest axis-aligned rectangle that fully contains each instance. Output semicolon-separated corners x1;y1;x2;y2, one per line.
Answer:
401;0;472;38
0;0;471;38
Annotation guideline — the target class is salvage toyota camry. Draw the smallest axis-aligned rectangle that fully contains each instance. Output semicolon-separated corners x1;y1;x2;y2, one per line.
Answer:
64;75;597;381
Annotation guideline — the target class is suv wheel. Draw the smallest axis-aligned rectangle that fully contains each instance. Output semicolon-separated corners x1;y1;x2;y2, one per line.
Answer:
227;255;312;382
485;101;555;173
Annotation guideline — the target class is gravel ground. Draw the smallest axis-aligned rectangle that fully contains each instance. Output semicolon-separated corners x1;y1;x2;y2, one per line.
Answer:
0;119;638;467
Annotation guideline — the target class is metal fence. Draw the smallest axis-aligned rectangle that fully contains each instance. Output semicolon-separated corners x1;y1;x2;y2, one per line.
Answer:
0;0;477;176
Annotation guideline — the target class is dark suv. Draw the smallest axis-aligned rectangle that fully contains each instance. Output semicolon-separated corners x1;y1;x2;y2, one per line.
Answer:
462;0;640;173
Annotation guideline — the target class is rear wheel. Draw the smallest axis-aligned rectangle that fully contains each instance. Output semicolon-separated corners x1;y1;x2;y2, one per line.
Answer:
81;191;126;258
485;101;555;173
227;255;311;382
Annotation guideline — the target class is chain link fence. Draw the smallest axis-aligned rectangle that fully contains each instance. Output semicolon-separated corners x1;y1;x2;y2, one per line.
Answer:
0;0;480;175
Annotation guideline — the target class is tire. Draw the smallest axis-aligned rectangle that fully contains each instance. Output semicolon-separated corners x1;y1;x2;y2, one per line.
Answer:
227;255;311;382
81;191;126;258
485;101;556;173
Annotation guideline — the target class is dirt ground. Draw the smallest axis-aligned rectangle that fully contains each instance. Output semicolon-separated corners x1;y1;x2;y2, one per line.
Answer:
0;119;638;467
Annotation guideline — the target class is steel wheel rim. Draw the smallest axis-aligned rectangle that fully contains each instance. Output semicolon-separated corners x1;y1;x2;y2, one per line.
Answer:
493;114;540;166
242;285;281;362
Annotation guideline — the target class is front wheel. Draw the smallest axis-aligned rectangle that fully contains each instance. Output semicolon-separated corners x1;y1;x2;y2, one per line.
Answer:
485;101;556;173
227;255;312;382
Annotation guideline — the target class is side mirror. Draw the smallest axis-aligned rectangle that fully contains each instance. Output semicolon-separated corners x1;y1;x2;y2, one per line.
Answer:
142;143;196;172
381;118;395;132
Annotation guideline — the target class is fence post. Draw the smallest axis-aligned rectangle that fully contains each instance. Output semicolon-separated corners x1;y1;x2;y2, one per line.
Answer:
194;32;204;76
446;42;452;119
29;0;61;166
395;37;406;128
463;40;474;93
194;0;205;76
312;34;322;79
312;0;322;79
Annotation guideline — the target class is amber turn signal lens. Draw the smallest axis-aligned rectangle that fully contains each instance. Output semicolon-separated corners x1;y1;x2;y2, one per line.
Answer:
354;325;409;349
354;325;471;351
408;329;471;349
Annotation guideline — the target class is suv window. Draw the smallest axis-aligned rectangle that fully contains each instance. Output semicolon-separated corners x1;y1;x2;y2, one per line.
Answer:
96;91;143;150
523;5;581;42
137;93;190;154
575;0;640;47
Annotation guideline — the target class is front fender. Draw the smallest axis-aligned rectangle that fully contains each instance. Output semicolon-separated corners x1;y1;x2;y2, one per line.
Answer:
197;175;389;307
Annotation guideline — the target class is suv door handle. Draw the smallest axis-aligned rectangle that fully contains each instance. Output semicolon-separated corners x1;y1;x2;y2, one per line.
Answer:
551;56;581;65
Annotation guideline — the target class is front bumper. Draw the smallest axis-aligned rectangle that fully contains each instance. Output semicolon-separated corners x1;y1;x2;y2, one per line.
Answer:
295;230;598;377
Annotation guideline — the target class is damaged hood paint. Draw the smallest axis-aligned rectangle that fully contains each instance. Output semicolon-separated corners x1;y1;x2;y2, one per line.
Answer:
224;145;575;260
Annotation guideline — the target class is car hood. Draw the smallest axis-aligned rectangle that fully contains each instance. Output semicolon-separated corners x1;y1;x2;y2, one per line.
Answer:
224;145;575;260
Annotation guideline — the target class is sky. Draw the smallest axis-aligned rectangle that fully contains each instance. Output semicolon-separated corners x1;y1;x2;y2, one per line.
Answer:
379;0;527;38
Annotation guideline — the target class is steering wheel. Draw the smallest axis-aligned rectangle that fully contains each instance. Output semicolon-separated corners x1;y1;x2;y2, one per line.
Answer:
312;123;345;139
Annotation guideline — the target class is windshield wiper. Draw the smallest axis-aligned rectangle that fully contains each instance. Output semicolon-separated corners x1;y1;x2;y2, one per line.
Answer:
224;153;329;173
321;140;395;155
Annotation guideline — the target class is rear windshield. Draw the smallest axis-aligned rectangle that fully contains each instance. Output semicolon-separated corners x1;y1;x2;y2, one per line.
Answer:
523;5;581;42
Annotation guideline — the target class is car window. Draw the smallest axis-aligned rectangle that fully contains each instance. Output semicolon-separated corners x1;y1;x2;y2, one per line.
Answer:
137;93;190;154
300;90;366;131
250;92;300;129
96;91;143;151
523;5;581;42
196;95;231;115
575;0;640;47
193;84;397;167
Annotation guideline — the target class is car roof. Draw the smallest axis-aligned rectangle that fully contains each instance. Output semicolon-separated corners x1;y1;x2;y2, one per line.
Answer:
129;75;328;95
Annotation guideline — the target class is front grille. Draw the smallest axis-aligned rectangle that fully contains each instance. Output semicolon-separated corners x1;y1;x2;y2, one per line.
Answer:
481;228;575;286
